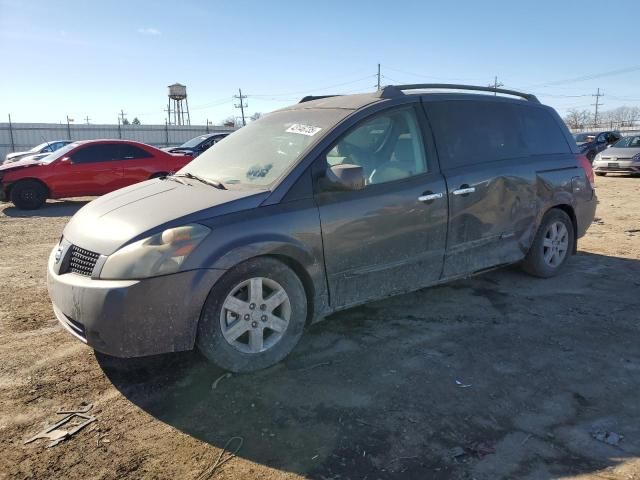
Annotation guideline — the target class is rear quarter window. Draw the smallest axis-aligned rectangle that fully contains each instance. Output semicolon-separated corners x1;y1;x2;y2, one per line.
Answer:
515;105;571;155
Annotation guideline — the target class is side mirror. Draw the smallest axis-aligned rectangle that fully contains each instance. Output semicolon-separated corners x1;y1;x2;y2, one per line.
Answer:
321;164;365;191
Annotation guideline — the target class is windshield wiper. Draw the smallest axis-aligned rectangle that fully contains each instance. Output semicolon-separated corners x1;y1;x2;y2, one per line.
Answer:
174;172;227;190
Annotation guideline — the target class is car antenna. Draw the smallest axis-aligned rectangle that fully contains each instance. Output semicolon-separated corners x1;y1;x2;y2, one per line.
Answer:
40;136;52;150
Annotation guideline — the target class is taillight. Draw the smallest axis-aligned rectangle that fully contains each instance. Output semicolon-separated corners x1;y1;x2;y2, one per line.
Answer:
577;154;595;189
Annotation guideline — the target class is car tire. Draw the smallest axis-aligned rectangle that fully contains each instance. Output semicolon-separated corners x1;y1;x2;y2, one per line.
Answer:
10;180;47;210
521;209;575;278
196;257;307;373
595;172;607;177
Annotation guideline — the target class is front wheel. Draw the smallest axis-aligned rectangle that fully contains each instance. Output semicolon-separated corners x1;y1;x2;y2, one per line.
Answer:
197;257;307;373
10;180;47;210
522;209;575;278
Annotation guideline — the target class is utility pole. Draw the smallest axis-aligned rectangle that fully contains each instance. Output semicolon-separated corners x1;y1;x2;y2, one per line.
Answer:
592;88;604;128
66;115;73;140
234;88;248;126
377;63;381;90
489;76;504;96
84;115;91;125
118;109;127;125
8;114;15;152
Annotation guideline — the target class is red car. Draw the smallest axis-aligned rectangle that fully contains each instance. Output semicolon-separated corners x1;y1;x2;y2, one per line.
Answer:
0;140;191;210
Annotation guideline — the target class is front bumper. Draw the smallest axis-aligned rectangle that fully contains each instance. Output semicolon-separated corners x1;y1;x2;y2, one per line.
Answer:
593;160;640;173
47;246;225;357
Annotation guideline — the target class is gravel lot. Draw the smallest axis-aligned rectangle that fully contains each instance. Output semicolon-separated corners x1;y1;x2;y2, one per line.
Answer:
1;176;639;480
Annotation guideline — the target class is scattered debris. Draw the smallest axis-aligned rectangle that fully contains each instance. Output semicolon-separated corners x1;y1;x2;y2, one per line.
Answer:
312;454;319;460
449;446;465;458
625;229;640;236
24;404;96;448
521;434;532;446
197;436;243;479
294;361;332;371
468;442;496;458
211;372;232;390
591;430;623;446
455;380;472;388
593;217;605;225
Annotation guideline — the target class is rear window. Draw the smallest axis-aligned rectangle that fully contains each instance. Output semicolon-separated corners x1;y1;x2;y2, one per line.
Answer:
426;100;569;169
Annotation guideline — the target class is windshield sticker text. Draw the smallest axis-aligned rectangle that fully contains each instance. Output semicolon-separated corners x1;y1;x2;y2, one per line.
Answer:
286;124;322;136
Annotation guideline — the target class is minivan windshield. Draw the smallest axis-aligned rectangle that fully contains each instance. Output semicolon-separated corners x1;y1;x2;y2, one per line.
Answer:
40;142;79;164
612;135;640;148
179;108;347;187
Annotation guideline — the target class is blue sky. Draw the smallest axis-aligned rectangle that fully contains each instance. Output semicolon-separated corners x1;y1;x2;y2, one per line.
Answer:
1;0;639;125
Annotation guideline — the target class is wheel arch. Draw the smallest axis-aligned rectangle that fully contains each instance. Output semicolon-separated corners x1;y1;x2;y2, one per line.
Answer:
7;177;51;198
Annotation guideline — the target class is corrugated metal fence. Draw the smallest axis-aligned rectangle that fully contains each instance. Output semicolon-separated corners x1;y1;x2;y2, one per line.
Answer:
0;122;235;159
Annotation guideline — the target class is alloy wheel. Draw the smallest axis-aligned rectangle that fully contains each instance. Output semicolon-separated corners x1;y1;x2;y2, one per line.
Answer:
219;277;291;354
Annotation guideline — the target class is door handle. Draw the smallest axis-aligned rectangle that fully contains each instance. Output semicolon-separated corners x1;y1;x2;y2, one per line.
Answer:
418;192;443;203
452;186;476;196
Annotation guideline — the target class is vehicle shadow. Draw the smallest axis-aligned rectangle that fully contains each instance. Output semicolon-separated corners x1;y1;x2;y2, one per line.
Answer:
99;251;640;479
2;199;90;218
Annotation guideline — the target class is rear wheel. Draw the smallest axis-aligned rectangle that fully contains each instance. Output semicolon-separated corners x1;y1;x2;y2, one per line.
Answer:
522;209;574;278
10;180;47;210
595;172;607;177
197;257;307;372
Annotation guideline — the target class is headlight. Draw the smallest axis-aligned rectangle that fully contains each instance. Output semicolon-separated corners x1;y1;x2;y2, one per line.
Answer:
100;224;210;279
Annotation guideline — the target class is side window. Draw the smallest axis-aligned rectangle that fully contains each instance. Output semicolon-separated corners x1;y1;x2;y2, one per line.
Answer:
596;133;607;143
41;145;53;153
119;144;152;160
426;101;525;169
326;108;427;186
71;144;121;163
516;105;570;155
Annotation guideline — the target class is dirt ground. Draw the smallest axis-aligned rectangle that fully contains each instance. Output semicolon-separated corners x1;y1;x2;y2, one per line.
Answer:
1;176;639;480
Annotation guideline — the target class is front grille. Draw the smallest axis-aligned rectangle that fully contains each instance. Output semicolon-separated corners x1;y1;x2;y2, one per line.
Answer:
68;245;99;276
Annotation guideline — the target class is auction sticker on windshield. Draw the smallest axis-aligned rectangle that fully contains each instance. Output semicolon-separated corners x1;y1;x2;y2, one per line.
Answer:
286;124;322;136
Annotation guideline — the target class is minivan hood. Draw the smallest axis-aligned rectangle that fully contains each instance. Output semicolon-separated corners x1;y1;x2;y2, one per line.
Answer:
63;179;270;255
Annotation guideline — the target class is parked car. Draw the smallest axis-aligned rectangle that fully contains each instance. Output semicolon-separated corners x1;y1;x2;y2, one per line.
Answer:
47;84;596;373
163;133;230;157
3;140;71;165
0;139;191;210
592;135;640;176
573;131;622;162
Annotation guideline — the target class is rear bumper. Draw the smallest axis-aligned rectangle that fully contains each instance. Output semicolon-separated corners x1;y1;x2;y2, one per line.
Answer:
47;246;225;357
575;193;597;239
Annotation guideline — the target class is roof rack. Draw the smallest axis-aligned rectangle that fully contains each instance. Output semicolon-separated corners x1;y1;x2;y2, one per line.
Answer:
299;95;341;103
378;84;540;104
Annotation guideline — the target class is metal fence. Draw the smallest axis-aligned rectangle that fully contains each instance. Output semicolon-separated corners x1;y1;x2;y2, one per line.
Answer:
0;122;236;159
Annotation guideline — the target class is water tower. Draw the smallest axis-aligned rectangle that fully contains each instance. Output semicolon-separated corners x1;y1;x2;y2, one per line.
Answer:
167;83;191;125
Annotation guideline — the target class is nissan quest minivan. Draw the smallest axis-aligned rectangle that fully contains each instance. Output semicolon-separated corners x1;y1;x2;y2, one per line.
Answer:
47;84;597;372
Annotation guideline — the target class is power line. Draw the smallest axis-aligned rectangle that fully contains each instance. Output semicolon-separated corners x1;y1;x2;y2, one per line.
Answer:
528;65;640;88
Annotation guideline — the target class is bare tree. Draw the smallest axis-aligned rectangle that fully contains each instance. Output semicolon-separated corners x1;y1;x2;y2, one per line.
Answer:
564;109;592;130
222;116;237;128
